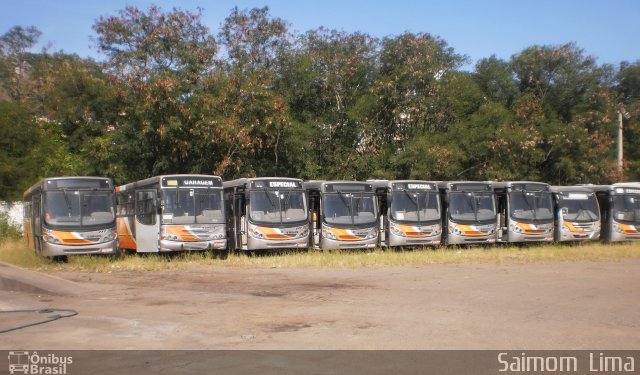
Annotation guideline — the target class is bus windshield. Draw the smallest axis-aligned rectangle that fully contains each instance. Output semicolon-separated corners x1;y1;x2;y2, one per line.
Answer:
249;189;307;224
509;191;554;221
390;191;440;223
612;194;640;224
162;188;225;224
448;192;496;223
323;192;377;226
44;190;115;227
558;193;599;222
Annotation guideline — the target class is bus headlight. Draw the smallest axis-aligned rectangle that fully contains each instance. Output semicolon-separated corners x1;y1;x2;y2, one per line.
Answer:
613;223;624;233
322;229;337;240
432;224;442;235
43;231;62;244
251;230;264;239
390;222;404;236
366;228;378;239
510;224;523;233
104;230;117;242
297;228;309;238
453;227;463;235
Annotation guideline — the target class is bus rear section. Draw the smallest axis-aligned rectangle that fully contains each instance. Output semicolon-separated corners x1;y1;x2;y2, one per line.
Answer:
551;186;600;242
592;183;640;242
438;182;497;245
371;180;442;247
224;178;310;251
494;181;554;243
305;181;379;250
116;175;227;253
23;177;118;257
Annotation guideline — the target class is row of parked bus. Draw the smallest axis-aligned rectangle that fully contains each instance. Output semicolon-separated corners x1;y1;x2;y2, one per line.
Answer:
22;175;640;257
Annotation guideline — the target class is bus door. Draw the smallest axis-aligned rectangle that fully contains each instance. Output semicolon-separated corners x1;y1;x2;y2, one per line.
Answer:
307;190;321;248
234;191;248;250
496;191;508;242
135;189;159;252
32;194;42;254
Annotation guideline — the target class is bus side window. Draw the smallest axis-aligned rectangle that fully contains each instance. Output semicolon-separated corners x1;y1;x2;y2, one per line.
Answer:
136;190;157;225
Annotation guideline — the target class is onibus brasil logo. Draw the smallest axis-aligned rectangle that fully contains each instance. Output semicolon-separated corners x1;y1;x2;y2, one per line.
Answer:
8;351;72;374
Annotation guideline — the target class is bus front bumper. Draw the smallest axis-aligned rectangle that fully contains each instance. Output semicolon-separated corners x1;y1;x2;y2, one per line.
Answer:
159;239;227;251
41;239;118;257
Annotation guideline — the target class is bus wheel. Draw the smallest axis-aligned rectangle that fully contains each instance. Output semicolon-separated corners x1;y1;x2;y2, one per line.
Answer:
211;250;229;260
52;255;68;263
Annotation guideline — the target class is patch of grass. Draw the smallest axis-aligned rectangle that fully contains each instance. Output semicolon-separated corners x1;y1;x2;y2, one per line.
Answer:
0;239;639;273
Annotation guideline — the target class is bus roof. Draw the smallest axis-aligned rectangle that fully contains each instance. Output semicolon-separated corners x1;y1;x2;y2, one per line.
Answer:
223;177;303;190
586;183;640;194
491;181;550;191
24;176;114;197
304;180;373;193
118;174;222;191
368;180;439;190
550;185;595;194
437;181;493;192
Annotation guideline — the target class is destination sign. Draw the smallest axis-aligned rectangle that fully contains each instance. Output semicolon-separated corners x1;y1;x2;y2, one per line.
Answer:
325;183;373;193
162;177;222;188
46;178;112;190
392;183;434;190
251;180;302;189
511;183;550;192
451;183;492;192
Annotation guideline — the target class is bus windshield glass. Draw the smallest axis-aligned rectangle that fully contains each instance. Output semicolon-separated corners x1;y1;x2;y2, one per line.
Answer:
162;188;225;224
44;190;115;227
558;193;599;222
448;192;495;222
323;192;377;226
249;190;307;224
612;194;640;224
390;191;440;223
509;191;554;221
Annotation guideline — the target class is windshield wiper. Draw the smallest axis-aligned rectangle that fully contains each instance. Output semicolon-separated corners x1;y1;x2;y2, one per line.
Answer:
61;189;73;215
463;193;478;222
520;192;537;220
402;190;422;223
336;191;353;225
262;187;278;209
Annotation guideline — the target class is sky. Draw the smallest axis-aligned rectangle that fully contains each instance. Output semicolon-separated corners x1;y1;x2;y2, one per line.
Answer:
1;0;639;69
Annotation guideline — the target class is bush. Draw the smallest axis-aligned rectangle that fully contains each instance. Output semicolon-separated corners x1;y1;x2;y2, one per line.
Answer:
0;211;22;242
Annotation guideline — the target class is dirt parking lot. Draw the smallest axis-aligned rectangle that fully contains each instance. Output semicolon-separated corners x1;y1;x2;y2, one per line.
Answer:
1;259;639;349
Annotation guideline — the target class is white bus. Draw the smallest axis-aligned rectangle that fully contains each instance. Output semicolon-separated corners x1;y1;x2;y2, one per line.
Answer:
551;186;600;242
23;177;117;257
438;181;497;245
370;180;442;247
116;175;226;253
223;178;310;251
591;182;640;242
305;181;379;250
493;181;554;243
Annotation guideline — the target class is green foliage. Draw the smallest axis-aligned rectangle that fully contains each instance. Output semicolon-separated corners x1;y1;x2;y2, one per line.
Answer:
0;8;634;191
0;210;22;242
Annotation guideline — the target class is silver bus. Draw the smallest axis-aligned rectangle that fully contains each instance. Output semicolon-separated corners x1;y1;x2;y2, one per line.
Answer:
116;175;226;252
493;181;554;243
438;181;497;245
370;180;442;247
551;186;600;242
591;182;640;242
23;176;117;257
224;178;310;251
305;181;379;250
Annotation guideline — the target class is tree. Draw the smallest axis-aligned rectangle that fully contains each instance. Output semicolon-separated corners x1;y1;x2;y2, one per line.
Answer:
93;5;218;181
0;25;42;101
